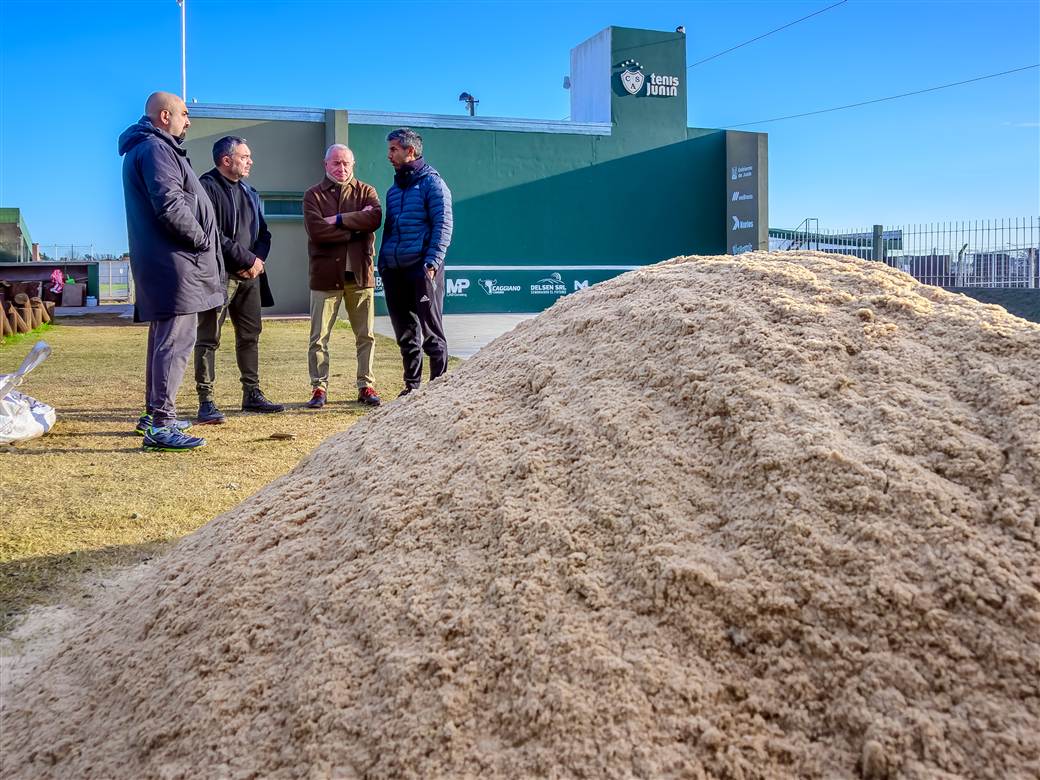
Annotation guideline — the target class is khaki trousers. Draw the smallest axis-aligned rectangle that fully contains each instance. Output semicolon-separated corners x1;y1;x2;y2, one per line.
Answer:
308;284;375;390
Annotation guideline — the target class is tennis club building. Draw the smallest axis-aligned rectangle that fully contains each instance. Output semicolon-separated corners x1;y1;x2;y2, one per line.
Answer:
185;26;768;315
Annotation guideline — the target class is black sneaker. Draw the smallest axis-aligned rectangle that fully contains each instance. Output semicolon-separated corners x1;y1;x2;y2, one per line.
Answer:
397;387;416;398
197;400;226;425
143;426;206;452
242;387;284;413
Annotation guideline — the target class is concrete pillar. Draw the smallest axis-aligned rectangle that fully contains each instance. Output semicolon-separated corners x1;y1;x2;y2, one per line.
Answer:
324;109;348;154
872;225;885;262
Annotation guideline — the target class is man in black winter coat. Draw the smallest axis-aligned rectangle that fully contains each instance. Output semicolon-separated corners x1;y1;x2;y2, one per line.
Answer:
193;136;283;422
119;91;222;452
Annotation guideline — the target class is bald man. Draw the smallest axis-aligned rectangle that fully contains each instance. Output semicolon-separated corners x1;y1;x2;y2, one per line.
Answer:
119;91;223;452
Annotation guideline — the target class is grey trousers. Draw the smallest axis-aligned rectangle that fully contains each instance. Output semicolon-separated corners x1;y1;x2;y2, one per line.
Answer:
195;276;262;401
145;313;198;427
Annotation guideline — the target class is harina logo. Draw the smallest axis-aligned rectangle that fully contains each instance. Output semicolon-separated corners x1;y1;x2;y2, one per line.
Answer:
732;216;754;231
619;59;644;96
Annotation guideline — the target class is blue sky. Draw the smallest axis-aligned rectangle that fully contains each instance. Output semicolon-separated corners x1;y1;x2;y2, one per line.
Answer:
1;0;1037;253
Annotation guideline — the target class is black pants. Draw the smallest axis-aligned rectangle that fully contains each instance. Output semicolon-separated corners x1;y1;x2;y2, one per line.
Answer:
194;276;262;401
381;265;447;389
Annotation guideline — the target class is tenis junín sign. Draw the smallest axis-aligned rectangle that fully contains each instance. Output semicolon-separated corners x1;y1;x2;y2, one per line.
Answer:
617;60;680;97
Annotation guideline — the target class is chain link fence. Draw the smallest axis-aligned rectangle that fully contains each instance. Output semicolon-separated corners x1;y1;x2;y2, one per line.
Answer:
770;217;1039;288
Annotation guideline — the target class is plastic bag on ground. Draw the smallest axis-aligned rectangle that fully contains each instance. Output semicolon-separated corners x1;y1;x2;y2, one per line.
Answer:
0;341;56;444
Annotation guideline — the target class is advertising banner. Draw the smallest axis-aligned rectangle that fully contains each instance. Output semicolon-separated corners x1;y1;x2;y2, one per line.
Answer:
725;131;769;255
374;266;636;315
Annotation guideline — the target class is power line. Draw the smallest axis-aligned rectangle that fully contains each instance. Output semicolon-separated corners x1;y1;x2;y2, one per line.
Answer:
723;64;1040;128
688;0;848;70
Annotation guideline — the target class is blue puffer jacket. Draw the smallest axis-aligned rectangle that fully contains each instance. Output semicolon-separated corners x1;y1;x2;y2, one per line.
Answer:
378;160;453;273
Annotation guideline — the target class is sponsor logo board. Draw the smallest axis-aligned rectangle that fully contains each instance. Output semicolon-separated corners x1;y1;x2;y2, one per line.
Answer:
530;272;567;296
446;278;470;297
478;278;523;296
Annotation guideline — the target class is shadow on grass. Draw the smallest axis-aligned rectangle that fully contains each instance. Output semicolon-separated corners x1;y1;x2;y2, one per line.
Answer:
49;430;139;438
2;446;143;455
47;410;144;428
0;540;172;634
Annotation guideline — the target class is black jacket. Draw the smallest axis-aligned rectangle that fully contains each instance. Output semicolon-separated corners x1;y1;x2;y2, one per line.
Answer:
118;117;224;320
199;168;275;307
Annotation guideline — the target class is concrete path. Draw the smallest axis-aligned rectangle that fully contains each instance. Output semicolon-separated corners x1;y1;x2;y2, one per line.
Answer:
53;303;133;318
374;314;536;359
50;305;536;360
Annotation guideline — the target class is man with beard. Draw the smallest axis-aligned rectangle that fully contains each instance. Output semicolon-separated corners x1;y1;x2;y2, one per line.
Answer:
193;136;284;423
119;91;222;451
377;128;453;396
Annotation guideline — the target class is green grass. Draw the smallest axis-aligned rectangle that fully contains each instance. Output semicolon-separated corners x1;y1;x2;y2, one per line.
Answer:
0;314;457;631
0;321;53;348
97;283;130;298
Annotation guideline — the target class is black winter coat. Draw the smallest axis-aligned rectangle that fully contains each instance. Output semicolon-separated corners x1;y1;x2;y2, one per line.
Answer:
118;117;224;321
199;168;275;307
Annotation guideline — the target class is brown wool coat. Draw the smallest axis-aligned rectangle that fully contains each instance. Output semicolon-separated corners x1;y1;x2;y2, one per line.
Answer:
303;177;382;290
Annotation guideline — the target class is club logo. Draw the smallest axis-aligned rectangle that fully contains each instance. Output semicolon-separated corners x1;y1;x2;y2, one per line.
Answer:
619;60;645;95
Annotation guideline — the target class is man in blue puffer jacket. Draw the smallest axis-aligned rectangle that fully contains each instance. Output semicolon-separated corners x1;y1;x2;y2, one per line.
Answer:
377;128;454;396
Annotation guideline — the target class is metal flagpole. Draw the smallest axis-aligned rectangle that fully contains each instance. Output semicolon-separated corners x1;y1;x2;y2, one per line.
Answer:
178;0;186;100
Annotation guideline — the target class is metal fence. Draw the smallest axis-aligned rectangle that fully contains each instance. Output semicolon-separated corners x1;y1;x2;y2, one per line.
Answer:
35;245;120;262
97;260;132;301
30;247;132;302
770;217;1040;288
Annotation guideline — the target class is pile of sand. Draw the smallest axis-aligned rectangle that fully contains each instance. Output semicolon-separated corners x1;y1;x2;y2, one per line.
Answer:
2;252;1038;779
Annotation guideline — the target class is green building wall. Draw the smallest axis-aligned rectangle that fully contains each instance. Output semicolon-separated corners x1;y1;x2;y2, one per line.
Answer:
185;26;767;315
0;207;33;263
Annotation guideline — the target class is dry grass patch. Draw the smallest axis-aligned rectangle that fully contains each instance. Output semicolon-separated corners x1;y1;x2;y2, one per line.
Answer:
0;313;454;630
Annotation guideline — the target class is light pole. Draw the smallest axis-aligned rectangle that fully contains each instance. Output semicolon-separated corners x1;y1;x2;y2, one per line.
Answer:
177;0;186;100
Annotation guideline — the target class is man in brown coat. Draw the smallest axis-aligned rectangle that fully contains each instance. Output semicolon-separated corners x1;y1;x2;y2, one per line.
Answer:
303;144;383;407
